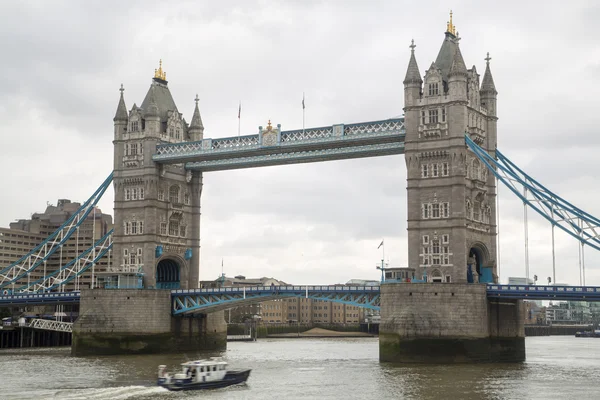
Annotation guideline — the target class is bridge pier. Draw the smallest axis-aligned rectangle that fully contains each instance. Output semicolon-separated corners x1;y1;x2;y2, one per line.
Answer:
72;289;226;356
379;283;525;363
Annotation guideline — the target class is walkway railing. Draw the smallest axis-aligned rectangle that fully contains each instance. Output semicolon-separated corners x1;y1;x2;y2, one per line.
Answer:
28;318;73;333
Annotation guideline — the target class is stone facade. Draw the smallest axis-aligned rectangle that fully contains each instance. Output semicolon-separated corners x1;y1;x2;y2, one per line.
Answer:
112;64;204;289
72;289;226;355
379;283;525;363
403;24;498;283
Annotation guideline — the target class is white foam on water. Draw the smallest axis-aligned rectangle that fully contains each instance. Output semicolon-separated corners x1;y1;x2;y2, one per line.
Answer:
50;385;169;400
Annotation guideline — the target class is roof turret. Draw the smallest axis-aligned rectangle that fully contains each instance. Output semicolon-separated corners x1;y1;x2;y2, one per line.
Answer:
189;94;204;130
480;52;497;94
113;84;128;122
403;39;423;85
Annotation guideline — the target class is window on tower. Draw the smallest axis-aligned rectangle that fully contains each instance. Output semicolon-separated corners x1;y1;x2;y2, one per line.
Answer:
441;108;446;122
421;111;426;124
429;109;438;124
442;162;449;176
428;82;439;96
131;121;139;132
421;164;429;178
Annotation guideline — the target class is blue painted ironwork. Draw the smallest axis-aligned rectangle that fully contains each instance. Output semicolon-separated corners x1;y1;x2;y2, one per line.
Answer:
171;285;381;315
0;173;113;289
466;135;600;251
0;291;80;306
487;284;600;301
15;229;113;293
152;118;405;171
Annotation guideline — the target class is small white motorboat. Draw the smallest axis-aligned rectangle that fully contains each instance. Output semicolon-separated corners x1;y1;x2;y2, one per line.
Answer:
157;357;251;391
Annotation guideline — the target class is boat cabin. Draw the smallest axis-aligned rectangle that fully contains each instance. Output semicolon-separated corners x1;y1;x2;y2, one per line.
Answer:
161;357;229;384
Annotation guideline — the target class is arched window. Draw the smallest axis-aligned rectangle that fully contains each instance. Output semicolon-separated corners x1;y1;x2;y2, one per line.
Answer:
472;159;481;180
169;185;180;203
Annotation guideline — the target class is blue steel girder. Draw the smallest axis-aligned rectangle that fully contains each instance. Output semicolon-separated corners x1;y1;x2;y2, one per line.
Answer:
171;285;381;315
487;284;600;301
0;173;113;289
0;291;81;306
465;135;600;252
152;118;405;171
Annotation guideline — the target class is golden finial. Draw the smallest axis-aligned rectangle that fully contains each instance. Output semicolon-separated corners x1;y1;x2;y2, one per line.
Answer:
154;59;166;80
447;10;456;36
267;120;272;131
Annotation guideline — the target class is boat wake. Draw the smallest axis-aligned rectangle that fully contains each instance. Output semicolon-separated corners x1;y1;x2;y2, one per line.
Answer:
50;385;169;400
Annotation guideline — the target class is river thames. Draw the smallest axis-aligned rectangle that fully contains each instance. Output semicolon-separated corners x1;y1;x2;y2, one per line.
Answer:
0;336;599;399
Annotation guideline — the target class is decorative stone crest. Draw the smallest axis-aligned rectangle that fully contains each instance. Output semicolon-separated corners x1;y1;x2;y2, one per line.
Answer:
260;120;280;147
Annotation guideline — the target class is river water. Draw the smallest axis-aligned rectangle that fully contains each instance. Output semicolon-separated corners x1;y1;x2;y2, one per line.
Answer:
0;336;599;399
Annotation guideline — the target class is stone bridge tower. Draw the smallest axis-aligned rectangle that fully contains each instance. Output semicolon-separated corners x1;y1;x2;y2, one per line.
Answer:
403;16;499;283
111;61;204;290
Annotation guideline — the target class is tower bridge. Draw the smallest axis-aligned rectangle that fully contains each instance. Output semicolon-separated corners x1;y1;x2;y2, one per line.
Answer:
2;15;600;362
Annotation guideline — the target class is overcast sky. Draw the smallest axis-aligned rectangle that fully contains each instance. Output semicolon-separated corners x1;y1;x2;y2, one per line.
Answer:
1;0;599;286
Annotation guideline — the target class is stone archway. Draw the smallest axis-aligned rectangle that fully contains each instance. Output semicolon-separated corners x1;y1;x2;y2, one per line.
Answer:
467;243;489;283
430;269;443;283
156;258;181;289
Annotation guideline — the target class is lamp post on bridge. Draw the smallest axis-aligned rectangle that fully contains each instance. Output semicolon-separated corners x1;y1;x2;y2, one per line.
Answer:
376;259;388;283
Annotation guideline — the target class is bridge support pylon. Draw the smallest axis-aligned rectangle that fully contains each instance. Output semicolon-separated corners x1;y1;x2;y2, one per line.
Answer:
72;289;226;356
379;283;525;363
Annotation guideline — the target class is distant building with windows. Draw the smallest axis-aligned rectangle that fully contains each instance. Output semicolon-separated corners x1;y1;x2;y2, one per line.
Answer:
0;199;113;291
202;275;367;324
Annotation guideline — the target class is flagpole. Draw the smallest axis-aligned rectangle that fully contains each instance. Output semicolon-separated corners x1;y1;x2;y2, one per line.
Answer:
238;101;241;137
302;92;305;135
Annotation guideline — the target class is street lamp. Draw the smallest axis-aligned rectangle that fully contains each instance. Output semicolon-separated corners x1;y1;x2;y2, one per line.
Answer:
376;259;388;283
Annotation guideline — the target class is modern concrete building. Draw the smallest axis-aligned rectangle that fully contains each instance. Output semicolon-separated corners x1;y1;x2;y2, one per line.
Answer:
0;199;113;291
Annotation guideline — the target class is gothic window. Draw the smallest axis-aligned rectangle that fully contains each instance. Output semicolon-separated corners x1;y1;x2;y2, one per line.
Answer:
442;202;449;218
422;204;429;219
421;111;426;124
432;239;441;265
130;252;136;265
138;221;144;234
429;109;438;124
124;222;130;235
422;235;429;245
472;159;481;180
443;246;450;265
442;162;449;176
131;121;139;132
169;219;179;236
421;164;429;178
123;248;128;265
422;247;430;265
125;189;131;201
158;189;165;201
169;127;174;137
466;199;473;220
473;200;481;222
180;225;186;237
175;128;181;139
431;203;440;218
160;222;167;235
428;82;439;96
131;188;137;201
432;164;439;177
169;185;180;203
137;248;143;265
130;143;138;156
130;221;137;235
441;108;446;122
442;234;449;244
184;192;190;205
139;187;145;200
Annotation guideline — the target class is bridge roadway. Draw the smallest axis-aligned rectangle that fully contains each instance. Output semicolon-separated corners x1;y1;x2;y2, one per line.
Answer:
2;285;600;311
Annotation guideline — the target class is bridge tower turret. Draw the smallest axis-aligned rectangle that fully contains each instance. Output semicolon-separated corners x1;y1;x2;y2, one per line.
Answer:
111;61;202;290
404;15;498;284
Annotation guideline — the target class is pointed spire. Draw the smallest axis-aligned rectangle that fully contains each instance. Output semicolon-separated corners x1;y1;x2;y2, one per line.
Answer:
145;86;159;117
449;43;468;77
189;94;204;129
481;52;497;94
403;39;423;85
113;84;128;122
